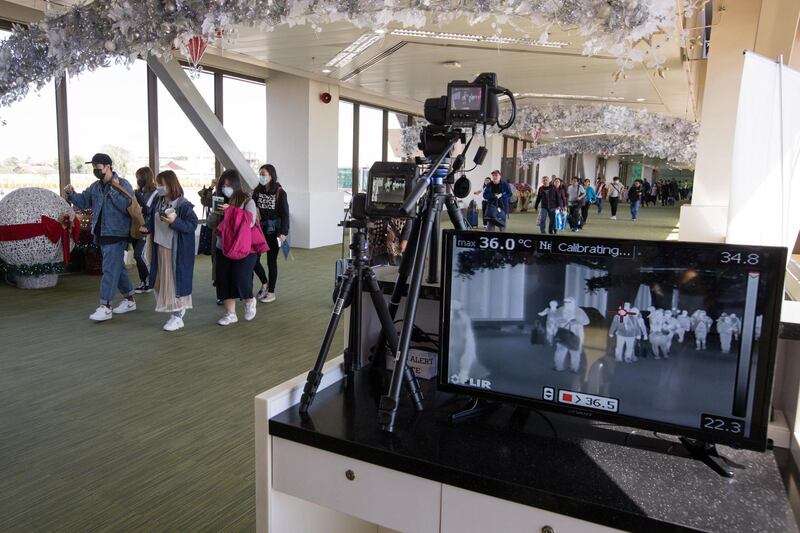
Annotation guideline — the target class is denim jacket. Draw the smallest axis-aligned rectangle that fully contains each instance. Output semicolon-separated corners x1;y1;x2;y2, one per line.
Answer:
68;172;133;239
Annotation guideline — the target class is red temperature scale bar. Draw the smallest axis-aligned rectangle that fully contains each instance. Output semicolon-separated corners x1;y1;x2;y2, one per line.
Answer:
557;389;619;413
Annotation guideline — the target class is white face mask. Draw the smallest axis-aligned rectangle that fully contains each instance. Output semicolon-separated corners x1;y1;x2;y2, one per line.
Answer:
222;186;234;198
258;175;268;186
156;186;167;196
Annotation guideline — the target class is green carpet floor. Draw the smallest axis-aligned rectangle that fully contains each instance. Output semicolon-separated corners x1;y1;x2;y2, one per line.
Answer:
0;204;682;532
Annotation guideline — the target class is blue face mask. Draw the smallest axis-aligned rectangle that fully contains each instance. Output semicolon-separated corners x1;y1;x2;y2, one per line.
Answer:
258;175;268;186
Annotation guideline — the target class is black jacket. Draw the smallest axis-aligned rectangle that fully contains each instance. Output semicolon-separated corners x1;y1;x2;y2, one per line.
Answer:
534;185;563;209
252;184;290;236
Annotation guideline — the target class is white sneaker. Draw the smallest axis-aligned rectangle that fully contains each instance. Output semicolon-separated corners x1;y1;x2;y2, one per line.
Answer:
244;300;257;321
611;216;617;220
112;299;136;314
257;286;269;300
218;313;238;326
261;292;276;303
89;306;113;321
163;316;184;331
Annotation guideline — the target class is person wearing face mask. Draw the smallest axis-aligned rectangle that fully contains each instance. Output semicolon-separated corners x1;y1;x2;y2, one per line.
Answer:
132;167;158;293
141;170;198;331
251;164;290;303
214;169;266;325
64;153;137;321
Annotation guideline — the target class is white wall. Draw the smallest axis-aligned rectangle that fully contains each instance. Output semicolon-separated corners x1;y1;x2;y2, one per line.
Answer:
642;166;654;183
582;154;597;181
267;73;344;248
605;157;620;180
538;156;564;181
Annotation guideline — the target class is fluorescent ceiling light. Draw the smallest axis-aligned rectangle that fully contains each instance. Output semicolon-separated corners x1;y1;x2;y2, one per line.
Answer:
322;68;332;74
325;34;382;68
391;29;569;49
513;92;626;102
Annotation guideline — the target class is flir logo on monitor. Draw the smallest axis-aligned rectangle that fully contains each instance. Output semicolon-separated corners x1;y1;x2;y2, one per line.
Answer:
450;374;491;389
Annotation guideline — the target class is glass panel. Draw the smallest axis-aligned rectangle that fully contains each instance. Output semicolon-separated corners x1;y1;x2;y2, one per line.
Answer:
0;30;59;196
158;68;215;218
223;75;267;175
67;60;149;193
386;111;408;162
338;101;353;193
358;105;382;192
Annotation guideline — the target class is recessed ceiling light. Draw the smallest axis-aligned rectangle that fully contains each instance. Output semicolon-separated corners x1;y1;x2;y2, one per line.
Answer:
322;68;332;74
391;29;569;48
513;92;626;102
442;61;462;69
374;28;386;34
636;98;646;102
325;34;382;68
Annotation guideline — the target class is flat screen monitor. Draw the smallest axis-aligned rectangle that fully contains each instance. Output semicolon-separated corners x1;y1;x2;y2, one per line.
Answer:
439;231;786;450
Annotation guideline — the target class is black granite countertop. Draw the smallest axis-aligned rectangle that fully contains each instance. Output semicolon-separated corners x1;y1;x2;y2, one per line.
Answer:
270;371;798;533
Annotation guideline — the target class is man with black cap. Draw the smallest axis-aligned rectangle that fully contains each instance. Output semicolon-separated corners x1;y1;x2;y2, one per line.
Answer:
64;153;137;321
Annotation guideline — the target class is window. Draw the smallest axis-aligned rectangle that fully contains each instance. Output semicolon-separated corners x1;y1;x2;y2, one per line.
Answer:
386;111;409;162
0;30;59;196
67;60;149;192
358;104;382;192
338;101;354;193
158;68;215;217
223;75;266;174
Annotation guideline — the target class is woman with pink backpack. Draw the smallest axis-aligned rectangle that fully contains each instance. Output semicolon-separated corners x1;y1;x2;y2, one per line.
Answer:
214;169;269;326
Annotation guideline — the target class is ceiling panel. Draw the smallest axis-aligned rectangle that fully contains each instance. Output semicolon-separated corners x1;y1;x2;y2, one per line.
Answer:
218;17;695;120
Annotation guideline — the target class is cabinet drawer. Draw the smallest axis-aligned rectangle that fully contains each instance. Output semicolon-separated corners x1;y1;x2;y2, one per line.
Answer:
272;437;441;533
441;485;623;533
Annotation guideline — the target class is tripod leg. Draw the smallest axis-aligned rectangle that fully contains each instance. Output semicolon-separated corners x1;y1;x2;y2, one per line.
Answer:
426;207;441;285
370;216;422;363
444;194;467;231
299;266;356;414
350;270;363;372
379;196;442;432
363;270;424;412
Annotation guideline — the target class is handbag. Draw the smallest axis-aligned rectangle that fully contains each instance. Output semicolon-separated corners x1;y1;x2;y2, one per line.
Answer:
198;225;213;255
554;327;580;351
485;201;506;228
530;315;548;345
112;182;144;240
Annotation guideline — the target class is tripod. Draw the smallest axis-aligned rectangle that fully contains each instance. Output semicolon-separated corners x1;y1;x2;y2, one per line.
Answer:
299;219;424;415
377;141;467;432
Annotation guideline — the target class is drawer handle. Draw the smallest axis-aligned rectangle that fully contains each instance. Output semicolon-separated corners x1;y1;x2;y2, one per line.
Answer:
541;527;555;533
345;469;355;481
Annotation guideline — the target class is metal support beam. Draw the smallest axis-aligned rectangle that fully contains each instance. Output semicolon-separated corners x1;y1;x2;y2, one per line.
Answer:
147;66;159;173
214;71;224;179
55;77;70;195
146;55;257;189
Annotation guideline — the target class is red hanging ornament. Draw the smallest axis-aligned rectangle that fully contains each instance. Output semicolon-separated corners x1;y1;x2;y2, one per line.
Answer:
187;36;208;70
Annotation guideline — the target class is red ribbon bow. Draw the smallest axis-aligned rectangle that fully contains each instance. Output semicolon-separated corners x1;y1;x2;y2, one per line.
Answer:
0;214;81;264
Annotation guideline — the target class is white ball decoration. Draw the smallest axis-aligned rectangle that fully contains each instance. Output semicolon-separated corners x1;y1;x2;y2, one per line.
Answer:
0;187;76;288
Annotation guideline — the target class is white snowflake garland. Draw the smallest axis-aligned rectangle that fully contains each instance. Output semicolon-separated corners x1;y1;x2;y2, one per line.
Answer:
0;0;699;107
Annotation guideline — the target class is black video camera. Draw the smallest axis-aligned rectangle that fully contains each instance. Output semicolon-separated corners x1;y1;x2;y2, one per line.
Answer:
419;72;515;158
364;162;419;219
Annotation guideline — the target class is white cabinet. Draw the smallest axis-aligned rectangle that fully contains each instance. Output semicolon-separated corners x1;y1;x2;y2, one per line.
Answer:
272;437;441;533
440;485;621;533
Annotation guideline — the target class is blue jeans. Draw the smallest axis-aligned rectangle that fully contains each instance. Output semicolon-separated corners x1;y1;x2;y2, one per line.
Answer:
539;207;556;234
99;240;134;306
596;198;603;213
630;200;641;220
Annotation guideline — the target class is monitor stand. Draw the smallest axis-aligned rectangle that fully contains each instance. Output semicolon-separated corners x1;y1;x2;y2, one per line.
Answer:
449;397;500;423
678;437;737;478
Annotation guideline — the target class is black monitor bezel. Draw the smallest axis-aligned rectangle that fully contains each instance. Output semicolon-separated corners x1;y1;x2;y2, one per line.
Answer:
438;229;786;452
